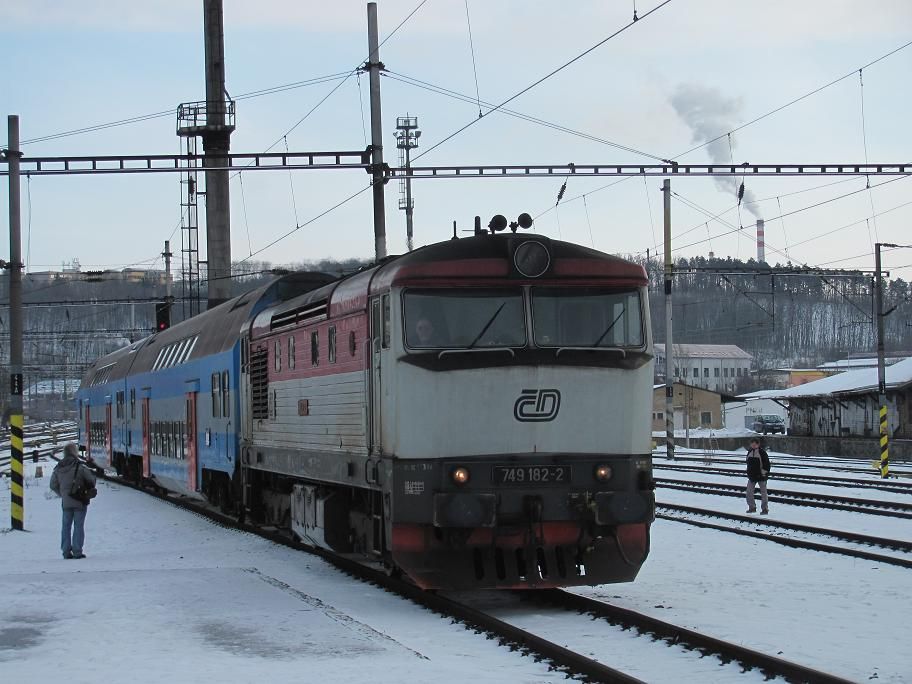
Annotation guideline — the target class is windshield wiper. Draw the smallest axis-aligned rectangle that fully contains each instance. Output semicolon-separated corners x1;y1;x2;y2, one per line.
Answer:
592;308;625;347
468;302;506;348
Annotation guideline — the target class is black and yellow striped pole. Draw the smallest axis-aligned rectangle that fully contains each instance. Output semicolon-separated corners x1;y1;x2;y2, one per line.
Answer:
878;405;889;479
6;115;25;529
874;242;895;480
10;412;24;530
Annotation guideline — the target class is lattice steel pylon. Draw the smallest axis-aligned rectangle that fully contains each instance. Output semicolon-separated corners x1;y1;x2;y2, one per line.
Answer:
177;128;202;319
394;116;420;251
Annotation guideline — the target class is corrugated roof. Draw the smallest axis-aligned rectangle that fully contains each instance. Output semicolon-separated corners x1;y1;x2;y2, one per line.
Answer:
741;356;912;399
654;343;752;360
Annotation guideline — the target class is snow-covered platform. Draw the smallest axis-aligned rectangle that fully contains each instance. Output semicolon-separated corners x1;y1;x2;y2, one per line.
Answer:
0;464;567;683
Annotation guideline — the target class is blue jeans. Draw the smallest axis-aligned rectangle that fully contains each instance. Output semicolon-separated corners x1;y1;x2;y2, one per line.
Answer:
61;507;87;556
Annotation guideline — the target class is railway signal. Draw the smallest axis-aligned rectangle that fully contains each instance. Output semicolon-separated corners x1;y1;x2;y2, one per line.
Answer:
155;301;171;331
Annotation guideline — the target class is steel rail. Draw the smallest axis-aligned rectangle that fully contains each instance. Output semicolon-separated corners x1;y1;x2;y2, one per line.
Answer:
657;454;912;478
654;463;912;495
657;478;912;518
528;590;858;684
660;502;912;551
657;511;912;570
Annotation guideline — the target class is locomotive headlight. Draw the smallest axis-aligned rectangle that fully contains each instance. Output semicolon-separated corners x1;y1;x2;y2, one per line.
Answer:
513;240;551;278
594;464;613;482
451;466;471;485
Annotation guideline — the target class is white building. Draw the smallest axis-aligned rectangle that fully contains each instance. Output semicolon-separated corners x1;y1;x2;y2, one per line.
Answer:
654;343;752;394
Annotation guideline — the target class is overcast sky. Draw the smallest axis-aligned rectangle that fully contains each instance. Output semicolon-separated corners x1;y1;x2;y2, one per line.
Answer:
2;1;911;281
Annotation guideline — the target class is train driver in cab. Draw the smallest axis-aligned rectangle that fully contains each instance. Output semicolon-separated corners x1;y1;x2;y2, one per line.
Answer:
414;317;437;346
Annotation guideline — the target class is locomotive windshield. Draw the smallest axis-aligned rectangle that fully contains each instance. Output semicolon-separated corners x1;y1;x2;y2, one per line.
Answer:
403;288;526;349
531;287;643;348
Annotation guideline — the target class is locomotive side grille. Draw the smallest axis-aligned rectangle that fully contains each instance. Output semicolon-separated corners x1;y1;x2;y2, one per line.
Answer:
249;347;269;420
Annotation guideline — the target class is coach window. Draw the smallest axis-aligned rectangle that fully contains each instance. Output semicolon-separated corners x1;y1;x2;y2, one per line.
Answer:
130;389;136;419
274;339;282;372
221;371;230;418
288;336;296;370
311;331;320;366
116;391;124;419
329;326;337;363
211;373;221;418
704;368;709;378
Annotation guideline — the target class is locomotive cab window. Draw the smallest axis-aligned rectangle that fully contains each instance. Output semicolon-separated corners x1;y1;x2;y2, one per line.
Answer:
403;288;525;349
532;288;643;349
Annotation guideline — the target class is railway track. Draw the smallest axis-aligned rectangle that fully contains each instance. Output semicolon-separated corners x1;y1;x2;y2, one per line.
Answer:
517;589;856;684
655;462;912;495
657;502;912;569
69;464;856;683
656;477;912;519
658;453;912;479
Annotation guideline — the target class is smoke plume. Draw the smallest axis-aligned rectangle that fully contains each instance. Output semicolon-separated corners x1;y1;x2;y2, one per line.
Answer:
670;84;763;221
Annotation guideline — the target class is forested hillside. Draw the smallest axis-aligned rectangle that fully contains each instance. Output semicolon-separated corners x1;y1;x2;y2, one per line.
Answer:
1;253;909;408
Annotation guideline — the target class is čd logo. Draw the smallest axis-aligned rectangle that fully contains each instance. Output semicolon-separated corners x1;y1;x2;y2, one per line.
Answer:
514;389;561;422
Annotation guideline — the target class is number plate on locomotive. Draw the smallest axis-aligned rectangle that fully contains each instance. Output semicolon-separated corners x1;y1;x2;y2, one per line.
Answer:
493;465;570;485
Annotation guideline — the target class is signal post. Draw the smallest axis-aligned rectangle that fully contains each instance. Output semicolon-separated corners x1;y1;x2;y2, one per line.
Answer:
5;115;24;529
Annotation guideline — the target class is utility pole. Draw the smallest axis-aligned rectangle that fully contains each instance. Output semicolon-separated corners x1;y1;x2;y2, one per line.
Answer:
366;2;387;260
663;179;675;461
874;242;897;479
202;0;233;307
6;115;24;529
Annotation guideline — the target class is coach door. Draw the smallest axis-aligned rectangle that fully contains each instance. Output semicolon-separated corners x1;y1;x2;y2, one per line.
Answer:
84;403;91;456
104;400;113;468
141;397;151;478
369;296;384;454
186;391;198;492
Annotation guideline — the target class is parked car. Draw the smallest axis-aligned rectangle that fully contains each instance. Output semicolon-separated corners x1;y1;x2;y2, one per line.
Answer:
745;414;786;434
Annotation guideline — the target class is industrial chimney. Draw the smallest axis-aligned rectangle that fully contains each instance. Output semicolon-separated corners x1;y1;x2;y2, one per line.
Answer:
756;219;766;263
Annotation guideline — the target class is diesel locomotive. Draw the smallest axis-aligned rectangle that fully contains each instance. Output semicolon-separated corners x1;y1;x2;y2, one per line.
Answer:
77;221;656;589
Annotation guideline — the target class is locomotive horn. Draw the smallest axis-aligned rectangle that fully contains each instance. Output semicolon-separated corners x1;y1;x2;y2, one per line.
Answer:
488;214;508;233
510;213;534;232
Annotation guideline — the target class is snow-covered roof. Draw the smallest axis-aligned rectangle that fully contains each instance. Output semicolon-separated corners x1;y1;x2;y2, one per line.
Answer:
741;356;912;400
654;344;752;360
816;357;904;370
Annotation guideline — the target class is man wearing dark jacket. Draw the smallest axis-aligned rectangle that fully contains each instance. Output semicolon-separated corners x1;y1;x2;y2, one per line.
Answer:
49;443;97;559
745;438;771;514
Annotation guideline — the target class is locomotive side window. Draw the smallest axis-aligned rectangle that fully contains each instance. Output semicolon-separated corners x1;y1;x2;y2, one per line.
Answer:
329;326;337;363
311;331;320;366
531;288;643;348
382;294;391;349
288;336;295;370
403;288;525;349
274;339;282;372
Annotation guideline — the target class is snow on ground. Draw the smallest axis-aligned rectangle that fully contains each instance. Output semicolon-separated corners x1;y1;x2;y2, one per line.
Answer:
2;454;911;683
0;463;567;684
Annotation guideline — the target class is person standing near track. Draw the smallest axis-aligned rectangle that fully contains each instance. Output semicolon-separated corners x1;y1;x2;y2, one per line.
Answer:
745;438;771;514
49;443;97;559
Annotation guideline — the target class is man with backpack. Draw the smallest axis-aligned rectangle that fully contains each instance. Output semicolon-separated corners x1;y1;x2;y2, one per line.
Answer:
745;438;772;514
49;443;97;559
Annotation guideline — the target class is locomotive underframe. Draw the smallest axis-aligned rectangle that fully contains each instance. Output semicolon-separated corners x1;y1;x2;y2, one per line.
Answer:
239;445;655;589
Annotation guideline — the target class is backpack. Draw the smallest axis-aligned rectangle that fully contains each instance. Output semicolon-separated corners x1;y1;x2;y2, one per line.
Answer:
69;464;98;505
